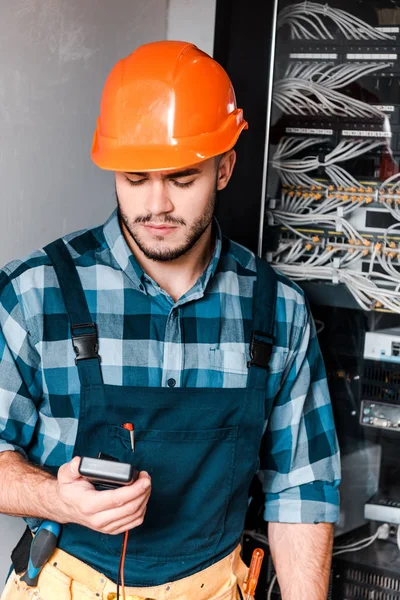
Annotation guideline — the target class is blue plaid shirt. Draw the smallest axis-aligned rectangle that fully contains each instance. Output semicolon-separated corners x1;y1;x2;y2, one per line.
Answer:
0;209;340;524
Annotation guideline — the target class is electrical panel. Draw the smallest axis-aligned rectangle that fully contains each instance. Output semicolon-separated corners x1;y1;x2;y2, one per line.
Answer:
263;0;400;314
360;328;400;432
364;329;400;362
332;526;400;600
216;1;400;597
250;2;400;598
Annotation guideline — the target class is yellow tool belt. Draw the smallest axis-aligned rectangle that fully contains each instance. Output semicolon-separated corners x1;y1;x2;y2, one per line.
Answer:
1;545;248;600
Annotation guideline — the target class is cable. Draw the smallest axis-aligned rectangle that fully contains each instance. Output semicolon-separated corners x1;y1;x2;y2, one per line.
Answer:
243;529;269;546
121;531;128;600
275;264;400;312
267;573;277;600
269;6;399;317
332;530;380;557
116;538;122;600
272;138;386;174
333;531;380;552
278;2;394;41
117;531;129;600
285;61;390;90
270;235;400;313
274;77;389;119
269;136;397;290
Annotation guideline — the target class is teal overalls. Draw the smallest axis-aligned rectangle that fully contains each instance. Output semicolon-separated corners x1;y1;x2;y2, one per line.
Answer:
43;238;277;587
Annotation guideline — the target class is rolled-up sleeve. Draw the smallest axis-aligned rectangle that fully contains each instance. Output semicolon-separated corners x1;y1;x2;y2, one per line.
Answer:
260;300;341;524
0;269;40;456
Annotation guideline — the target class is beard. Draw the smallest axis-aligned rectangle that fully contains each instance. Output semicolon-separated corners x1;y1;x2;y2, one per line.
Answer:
117;184;217;262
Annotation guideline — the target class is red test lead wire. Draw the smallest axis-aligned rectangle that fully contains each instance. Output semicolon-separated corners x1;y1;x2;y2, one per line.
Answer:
119;531;129;600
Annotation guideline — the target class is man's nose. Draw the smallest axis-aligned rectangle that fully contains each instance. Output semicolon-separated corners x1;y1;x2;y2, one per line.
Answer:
144;182;174;215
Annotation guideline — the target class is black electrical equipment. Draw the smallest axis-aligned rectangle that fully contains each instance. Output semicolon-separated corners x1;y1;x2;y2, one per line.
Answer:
214;3;400;599
332;525;400;600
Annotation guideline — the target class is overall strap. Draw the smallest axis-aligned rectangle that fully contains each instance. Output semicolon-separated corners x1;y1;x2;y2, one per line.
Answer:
247;256;278;389
44;239;103;386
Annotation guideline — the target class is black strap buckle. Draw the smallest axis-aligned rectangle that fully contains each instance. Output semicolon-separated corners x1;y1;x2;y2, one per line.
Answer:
248;330;274;370
71;323;100;365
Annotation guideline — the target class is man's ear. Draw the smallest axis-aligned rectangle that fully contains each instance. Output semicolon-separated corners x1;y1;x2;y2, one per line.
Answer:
217;150;236;191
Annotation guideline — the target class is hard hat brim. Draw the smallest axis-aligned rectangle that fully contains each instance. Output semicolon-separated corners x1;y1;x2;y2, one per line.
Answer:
91;112;248;172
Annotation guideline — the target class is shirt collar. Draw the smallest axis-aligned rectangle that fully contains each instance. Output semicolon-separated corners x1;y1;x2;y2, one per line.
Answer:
103;209;223;297
103;209;144;290
198;219;222;287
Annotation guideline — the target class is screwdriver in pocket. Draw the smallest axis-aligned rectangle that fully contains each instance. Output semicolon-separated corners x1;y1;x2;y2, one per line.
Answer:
123;422;135;451
243;548;264;600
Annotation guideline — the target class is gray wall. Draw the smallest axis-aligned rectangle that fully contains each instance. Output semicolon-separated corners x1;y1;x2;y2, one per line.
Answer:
0;0;218;587
0;0;167;585
167;0;216;55
0;0;167;265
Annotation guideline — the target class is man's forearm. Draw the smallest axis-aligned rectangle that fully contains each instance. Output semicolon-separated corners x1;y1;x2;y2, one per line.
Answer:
0;450;60;521
268;522;334;600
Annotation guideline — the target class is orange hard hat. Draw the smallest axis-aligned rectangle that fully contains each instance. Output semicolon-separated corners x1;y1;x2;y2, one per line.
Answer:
91;41;248;172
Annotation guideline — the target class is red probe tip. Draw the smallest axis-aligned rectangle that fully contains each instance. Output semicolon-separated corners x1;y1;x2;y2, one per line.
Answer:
123;422;134;431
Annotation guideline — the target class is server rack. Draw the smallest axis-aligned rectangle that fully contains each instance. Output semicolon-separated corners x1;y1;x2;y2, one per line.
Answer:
215;2;400;598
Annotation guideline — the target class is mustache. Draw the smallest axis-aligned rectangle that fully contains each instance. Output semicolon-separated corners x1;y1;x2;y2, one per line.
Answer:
134;214;186;226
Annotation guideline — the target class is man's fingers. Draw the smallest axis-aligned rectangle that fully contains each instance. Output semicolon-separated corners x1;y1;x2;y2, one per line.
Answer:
111;516;147;536
57;462;151;529
101;503;149;534
96;490;150;530
85;471;151;513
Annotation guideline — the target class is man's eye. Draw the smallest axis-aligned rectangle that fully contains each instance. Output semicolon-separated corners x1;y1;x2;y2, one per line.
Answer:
172;180;195;188
126;178;146;186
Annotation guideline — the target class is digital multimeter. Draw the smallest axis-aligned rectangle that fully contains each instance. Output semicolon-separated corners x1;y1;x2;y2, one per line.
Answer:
78;454;139;490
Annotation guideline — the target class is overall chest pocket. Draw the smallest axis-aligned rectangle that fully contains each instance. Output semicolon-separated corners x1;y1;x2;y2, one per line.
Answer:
106;425;238;559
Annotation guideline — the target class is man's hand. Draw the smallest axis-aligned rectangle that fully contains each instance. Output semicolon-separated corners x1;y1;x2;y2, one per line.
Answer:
56;456;152;535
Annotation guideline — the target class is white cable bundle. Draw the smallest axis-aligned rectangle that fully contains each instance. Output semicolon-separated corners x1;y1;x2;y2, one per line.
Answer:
284;61;391;90
271;231;400;312
272;137;386;188
273;210;365;242
270;4;399;313
381;172;400;193
271;137;384;195
273;136;385;165
273;77;387;118
379;173;400;222
273;136;324;160
272;257;400;313
278;1;394;41
380;200;400;222
279;191;365;218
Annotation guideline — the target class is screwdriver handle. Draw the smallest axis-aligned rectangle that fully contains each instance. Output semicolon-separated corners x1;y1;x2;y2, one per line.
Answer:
243;547;264;599
20;521;61;587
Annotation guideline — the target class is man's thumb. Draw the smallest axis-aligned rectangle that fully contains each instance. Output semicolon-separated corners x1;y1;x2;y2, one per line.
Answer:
58;456;82;483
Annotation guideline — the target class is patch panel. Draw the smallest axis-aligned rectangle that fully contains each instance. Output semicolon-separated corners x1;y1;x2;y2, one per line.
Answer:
267;1;400;314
